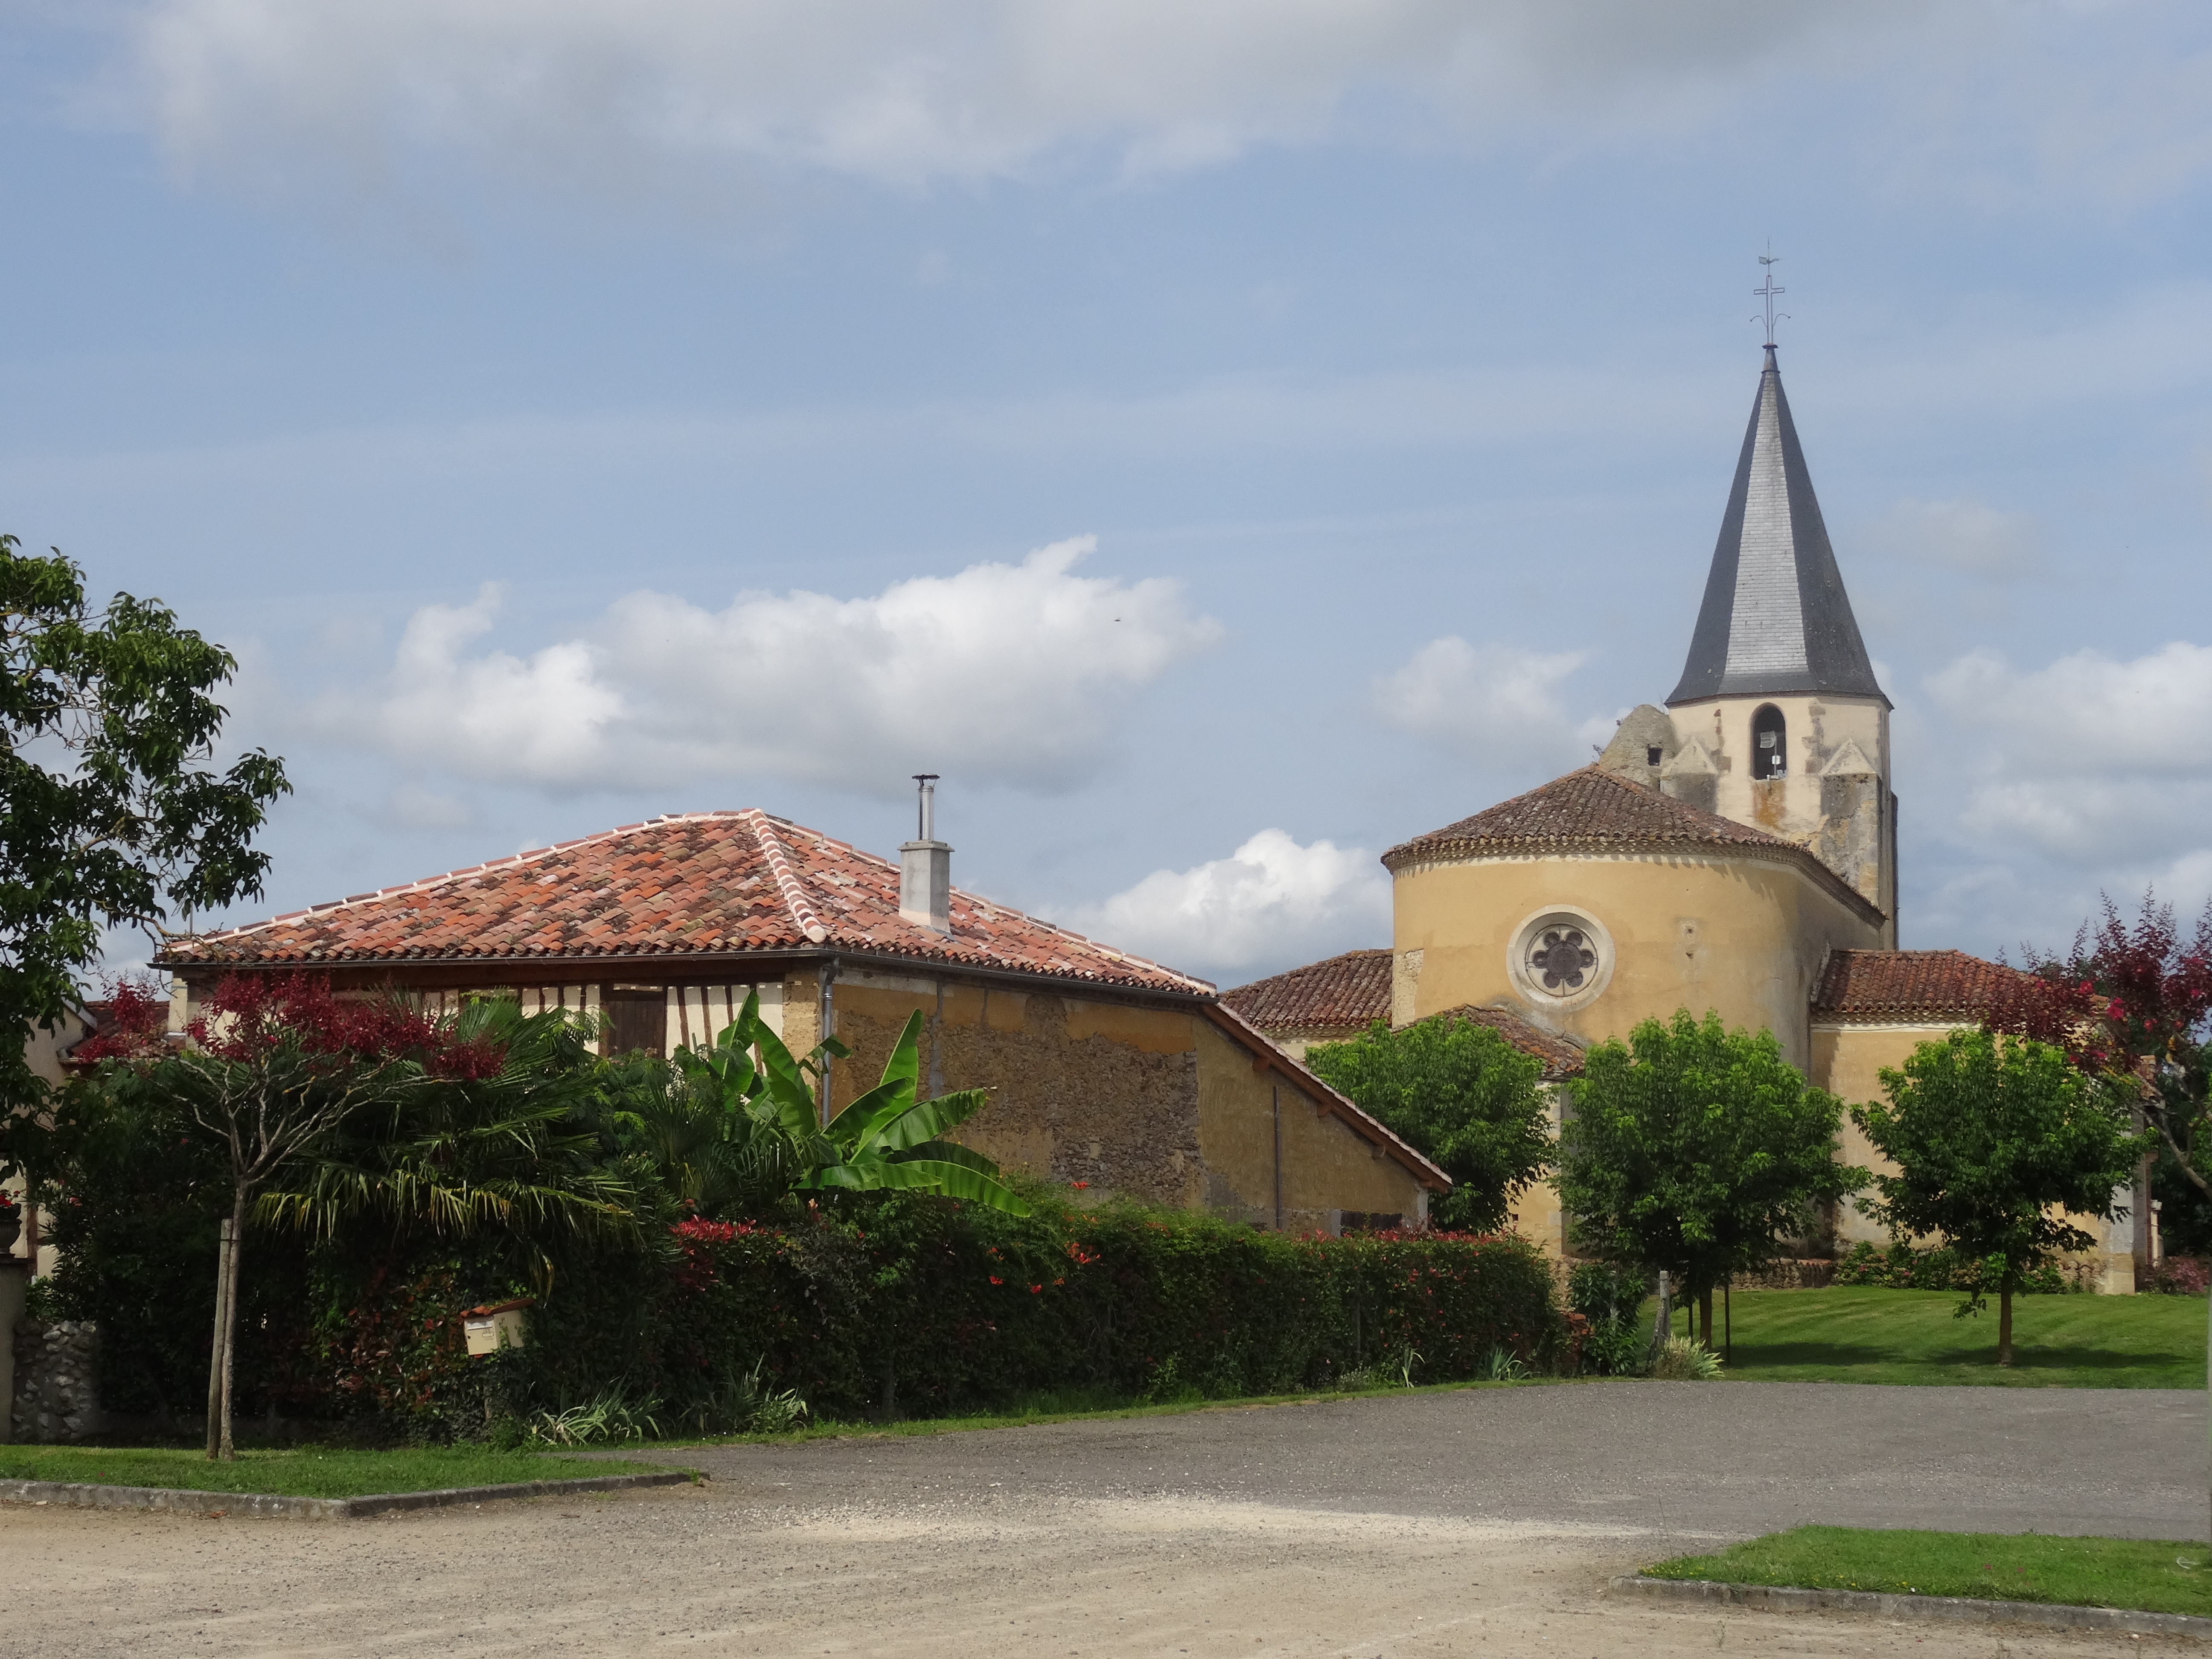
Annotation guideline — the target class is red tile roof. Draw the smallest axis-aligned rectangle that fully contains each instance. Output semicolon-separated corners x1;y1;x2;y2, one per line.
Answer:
1383;766;1883;921
156;811;1213;997
1221;949;1391;1034
1813;949;2051;1024
1415;1005;1586;1080
1221;952;1584;1079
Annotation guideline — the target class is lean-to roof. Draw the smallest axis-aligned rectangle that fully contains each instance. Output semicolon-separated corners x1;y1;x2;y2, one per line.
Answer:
1812;949;2053;1025
1221;949;1392;1034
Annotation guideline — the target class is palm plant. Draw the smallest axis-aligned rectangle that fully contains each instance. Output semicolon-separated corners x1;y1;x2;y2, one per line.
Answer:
676;991;1029;1215
256;996;641;1251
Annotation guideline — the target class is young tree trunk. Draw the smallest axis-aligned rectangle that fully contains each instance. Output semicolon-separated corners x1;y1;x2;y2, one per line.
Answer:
1698;1287;1714;1347
215;1190;247;1461
1997;1275;2016;1368
204;1217;234;1459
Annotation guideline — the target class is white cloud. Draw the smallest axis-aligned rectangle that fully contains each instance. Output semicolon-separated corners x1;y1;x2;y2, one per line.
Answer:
128;0;1930;194
1060;829;1388;981
314;536;1219;796
1863;496;2046;581
1371;636;1608;769
1926;640;2212;862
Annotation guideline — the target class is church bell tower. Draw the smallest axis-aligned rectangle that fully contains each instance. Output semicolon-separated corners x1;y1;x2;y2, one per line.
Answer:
1654;344;1897;943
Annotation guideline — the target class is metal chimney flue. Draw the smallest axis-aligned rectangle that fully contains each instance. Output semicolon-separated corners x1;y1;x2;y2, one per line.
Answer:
899;774;952;934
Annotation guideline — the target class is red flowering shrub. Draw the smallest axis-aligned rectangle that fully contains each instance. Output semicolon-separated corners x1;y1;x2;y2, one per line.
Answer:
2154;1256;2211;1296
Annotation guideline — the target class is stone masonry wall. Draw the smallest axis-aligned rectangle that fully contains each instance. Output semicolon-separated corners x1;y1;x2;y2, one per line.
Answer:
12;1319;102;1443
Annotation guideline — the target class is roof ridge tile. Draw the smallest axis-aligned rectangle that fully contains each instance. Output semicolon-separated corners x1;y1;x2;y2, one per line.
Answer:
739;809;830;945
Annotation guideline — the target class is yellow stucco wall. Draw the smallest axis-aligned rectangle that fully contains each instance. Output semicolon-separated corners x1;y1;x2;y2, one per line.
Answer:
1391;852;1881;1071
10;1011;89;1278
1810;1021;1955;1247
1504;1085;1569;1257
1812;1020;2136;1288
1191;1019;1429;1233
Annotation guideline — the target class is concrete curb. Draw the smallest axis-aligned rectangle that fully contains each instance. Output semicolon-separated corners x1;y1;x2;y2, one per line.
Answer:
0;1468;696;1521
1610;1574;2212;1639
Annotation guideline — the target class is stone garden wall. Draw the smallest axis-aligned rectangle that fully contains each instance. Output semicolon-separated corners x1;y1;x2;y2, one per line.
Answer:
12;1319;102;1443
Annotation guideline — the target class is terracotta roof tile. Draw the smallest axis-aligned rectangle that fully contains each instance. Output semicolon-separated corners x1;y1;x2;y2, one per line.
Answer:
157;811;1212;997
1222;952;1585;1080
1812;949;2049;1024
1382;766;1883;922
1384;766;1793;865
1413;1005;1586;1080
1221;949;1391;1034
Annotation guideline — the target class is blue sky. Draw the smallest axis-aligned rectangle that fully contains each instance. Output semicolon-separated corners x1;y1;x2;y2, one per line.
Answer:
6;0;2212;985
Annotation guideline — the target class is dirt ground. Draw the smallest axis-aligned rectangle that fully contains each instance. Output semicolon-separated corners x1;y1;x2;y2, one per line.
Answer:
5;1383;2206;1656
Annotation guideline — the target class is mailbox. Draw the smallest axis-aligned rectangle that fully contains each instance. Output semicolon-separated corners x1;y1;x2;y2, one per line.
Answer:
462;1298;533;1357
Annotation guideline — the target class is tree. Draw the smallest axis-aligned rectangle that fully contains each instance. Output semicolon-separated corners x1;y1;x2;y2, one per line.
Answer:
257;994;642;1249
1851;1028;2147;1366
0;538;286;1116
671;992;1030;1215
2011;891;2212;1221
142;975;434;1457
1306;1016;1552;1231
1555;1010;1864;1346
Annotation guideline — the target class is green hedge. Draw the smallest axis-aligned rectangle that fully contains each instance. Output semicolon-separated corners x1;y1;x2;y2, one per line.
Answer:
53;1188;1563;1435
1830;1239;2080;1295
504;1196;1563;1428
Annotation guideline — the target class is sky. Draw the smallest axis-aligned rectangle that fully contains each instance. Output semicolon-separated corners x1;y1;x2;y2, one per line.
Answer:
5;0;2212;989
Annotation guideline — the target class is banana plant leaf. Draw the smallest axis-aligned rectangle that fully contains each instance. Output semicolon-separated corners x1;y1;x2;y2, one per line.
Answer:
675;997;1027;1215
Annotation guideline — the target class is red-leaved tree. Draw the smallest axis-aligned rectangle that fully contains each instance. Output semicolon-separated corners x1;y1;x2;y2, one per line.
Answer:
70;973;175;1066
2009;892;2212;1202
105;973;508;1458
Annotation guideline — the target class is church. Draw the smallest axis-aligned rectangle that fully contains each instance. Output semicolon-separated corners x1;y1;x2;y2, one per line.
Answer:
1225;343;2143;1290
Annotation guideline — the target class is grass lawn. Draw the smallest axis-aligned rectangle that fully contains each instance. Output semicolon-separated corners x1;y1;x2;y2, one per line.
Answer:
1644;1525;2212;1617
1650;1287;2208;1387
0;1444;678;1499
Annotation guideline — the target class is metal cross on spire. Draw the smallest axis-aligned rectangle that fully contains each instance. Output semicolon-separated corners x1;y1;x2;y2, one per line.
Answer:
1752;247;1788;348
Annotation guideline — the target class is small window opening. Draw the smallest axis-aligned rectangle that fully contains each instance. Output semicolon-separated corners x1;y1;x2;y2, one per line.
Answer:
1751;704;1787;780
605;986;666;1057
1645;745;1663;767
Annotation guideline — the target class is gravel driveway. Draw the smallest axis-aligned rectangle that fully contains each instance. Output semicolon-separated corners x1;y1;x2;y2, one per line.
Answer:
5;1381;2205;1657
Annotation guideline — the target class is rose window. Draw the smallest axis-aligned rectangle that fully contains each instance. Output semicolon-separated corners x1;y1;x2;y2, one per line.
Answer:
1528;926;1596;995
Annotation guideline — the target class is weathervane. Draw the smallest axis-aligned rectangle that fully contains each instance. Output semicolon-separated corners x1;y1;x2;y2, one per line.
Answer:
1752;246;1788;348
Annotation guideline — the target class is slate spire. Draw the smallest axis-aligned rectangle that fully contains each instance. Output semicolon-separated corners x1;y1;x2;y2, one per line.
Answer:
1666;346;1885;706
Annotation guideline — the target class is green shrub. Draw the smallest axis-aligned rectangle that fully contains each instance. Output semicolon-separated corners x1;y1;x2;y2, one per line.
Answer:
1577;1316;1647;1377
1649;1336;1724;1380
1566;1261;1651;1323
1564;1263;1651;1377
